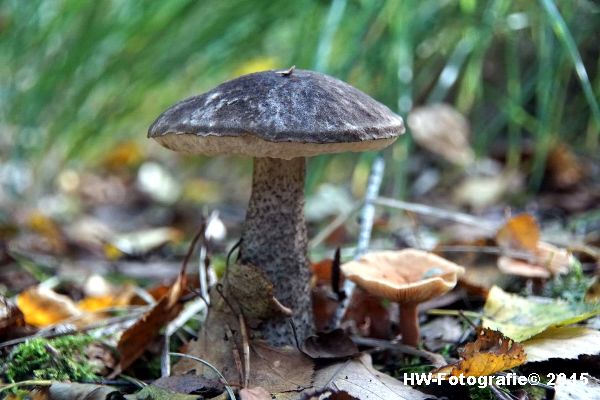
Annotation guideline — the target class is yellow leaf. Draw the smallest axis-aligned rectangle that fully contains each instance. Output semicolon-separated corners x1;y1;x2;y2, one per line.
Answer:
17;286;82;327
77;285;134;312
432;328;525;377
482;286;600;342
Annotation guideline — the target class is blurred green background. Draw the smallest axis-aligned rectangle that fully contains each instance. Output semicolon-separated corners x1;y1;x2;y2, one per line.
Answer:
1;0;599;201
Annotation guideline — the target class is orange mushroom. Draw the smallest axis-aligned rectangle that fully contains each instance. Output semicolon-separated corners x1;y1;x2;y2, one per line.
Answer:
341;249;465;346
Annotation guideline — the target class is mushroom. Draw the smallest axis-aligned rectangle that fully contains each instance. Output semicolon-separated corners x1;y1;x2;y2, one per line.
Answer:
341;249;464;346
497;241;572;292
148;69;404;345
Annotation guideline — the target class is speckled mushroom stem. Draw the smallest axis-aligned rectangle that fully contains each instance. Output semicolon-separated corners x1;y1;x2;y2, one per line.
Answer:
239;157;314;346
399;303;419;347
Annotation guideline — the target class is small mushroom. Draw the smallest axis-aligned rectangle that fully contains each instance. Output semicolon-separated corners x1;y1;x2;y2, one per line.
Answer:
341;249;465;346
148;69;404;345
498;241;572;292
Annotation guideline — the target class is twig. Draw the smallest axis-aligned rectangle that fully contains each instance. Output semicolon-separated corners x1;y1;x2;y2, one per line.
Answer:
160;334;170;377
161;223;206;377
331;156;385;328
169;353;236;400
372;196;498;231
239;315;250;389
225;324;244;387
165;297;207;336
351;336;447;368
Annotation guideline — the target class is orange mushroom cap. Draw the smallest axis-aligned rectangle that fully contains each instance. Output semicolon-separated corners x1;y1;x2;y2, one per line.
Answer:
341;249;465;304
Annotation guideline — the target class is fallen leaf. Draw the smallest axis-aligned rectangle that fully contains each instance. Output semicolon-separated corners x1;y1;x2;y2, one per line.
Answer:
16;286;83;327
407;103;474;166
173;309;314;394
110;271;186;376
522;326;600;362
124;385;200;400
301;390;358;400
301;329;359;360
152;375;223;397
240;387;271;400
111;227;183;257
482;286;600;342
342;288;391;339
45;382;123;400
0;295;26;337
553;375;600;400
432;328;525;377
78;288;135;313
307;353;431;400
496;213;540;255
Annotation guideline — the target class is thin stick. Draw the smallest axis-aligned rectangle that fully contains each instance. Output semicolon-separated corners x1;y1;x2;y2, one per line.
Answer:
161;223;206;377
169;353;236;400
160;334;170;377
224;325;244;387
373;196;498;231
331;156;385;328
239;315;250;388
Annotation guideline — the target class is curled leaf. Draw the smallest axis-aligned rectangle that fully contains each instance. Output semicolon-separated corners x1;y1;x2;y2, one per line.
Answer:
432;328;526;377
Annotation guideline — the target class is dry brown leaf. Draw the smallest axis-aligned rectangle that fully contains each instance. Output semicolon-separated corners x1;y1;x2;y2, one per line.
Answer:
342;289;390;339
152;375;224;397
240;387;271;400
432;327;525;377
301;329;358;360
110;271;186;376
174;308;314;394
16;286;83;327
306;353;431;400
0;295;26;337
496;213;540;255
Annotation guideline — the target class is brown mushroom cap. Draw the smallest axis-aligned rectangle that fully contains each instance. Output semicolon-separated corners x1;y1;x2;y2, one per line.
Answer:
341;249;465;304
148;69;404;159
498;241;572;278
